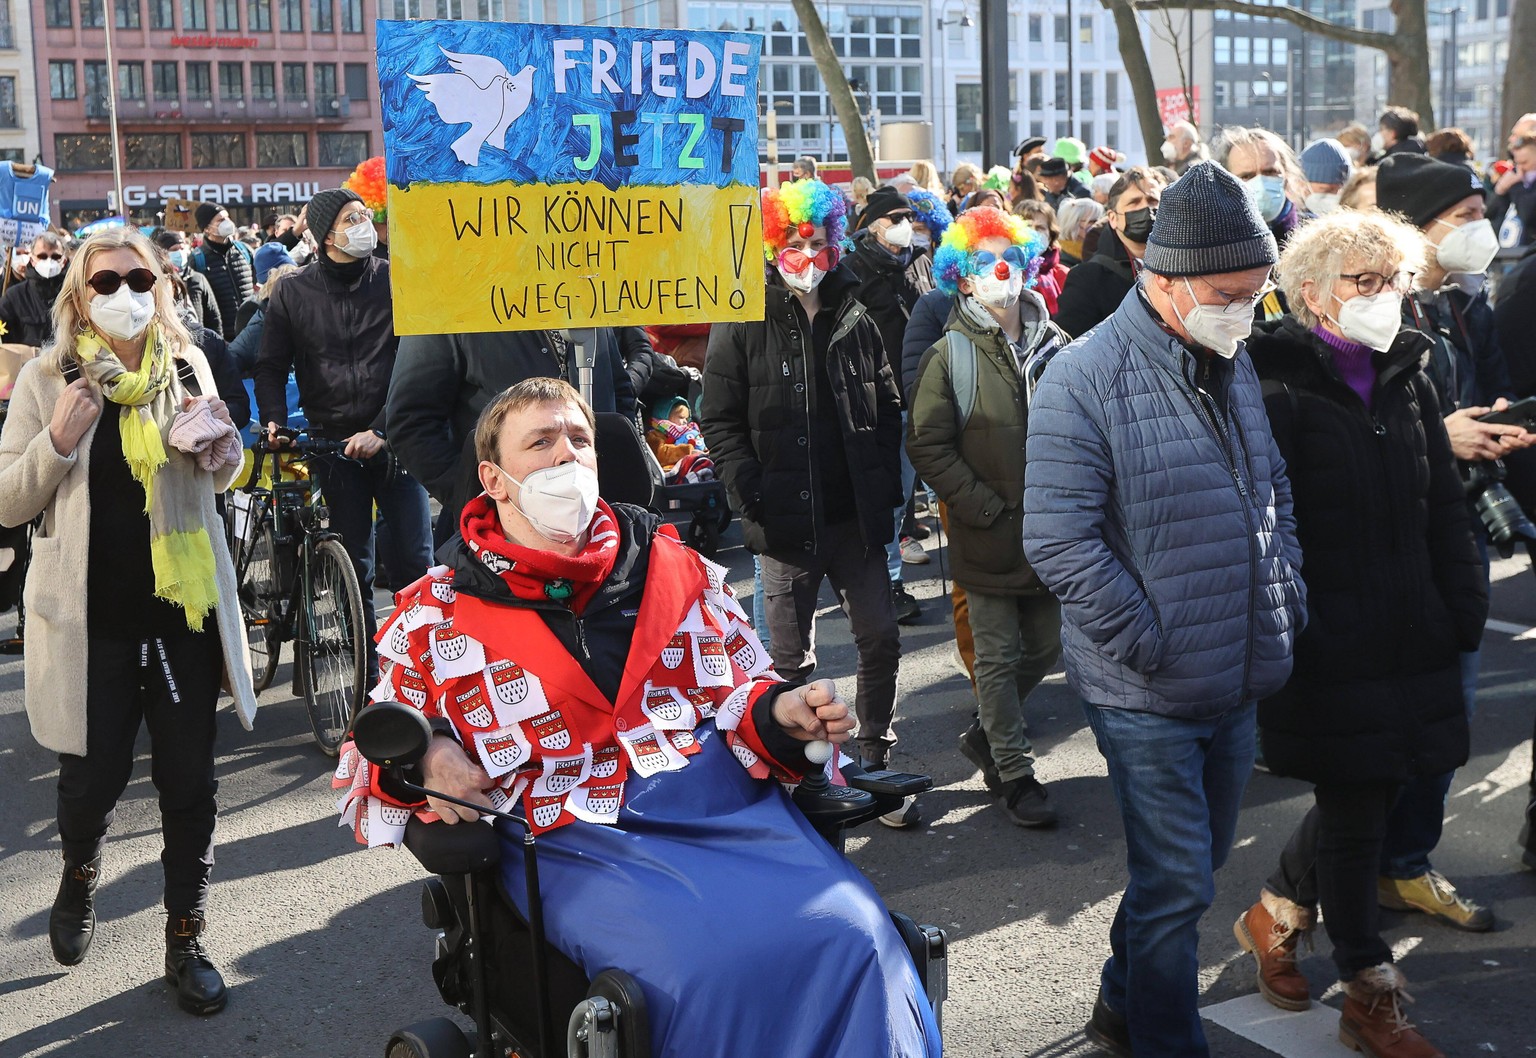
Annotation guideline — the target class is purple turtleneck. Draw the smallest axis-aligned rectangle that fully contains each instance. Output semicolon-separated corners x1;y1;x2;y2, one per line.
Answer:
1313;325;1376;408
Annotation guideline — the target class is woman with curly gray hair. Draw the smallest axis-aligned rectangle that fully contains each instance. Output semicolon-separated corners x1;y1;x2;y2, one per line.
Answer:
1235;209;1486;1057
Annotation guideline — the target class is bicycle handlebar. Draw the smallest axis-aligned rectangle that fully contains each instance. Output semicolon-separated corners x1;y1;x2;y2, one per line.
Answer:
244;430;357;491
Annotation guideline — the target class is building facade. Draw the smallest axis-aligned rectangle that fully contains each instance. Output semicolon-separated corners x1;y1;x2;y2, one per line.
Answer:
1;0;42;164
1423;0;1511;156
34;0;380;227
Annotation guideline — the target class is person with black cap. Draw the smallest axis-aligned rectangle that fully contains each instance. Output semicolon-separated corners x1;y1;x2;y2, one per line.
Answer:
187;203;253;342
848;186;935;624
1371;151;1536;936
0;230;71;348
1037;156;1089;212
254;186;433;660
1023;161;1304;1057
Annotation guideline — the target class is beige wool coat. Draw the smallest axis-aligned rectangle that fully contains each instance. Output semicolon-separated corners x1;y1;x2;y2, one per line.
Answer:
0;348;258;757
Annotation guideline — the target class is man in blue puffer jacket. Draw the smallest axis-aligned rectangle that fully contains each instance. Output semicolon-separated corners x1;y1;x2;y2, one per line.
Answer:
1023;161;1306;1058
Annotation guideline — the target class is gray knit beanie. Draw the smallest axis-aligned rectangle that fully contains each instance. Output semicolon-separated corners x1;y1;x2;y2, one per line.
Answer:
1143;161;1279;277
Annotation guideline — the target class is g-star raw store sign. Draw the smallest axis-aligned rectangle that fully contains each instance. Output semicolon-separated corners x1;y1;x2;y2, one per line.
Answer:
122;180;322;208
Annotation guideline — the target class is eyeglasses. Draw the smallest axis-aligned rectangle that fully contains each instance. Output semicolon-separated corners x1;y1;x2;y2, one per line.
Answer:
34;252;63;261
970;246;1030;280
336;210;372;228
1338;270;1415;297
777;246;840;274
1195;275;1277;309
883;212;914;225
86;268;157;296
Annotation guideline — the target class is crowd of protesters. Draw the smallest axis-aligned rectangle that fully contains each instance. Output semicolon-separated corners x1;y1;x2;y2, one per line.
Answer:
3;102;1536;1058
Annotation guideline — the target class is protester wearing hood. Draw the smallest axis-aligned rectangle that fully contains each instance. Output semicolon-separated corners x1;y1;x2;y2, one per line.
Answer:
255;187;433;662
701;180;913;824
187;203;254;341
1373;152;1536;938
1054;167;1164;338
1299;138;1353;216
907;207;1067;829
0;232;71;348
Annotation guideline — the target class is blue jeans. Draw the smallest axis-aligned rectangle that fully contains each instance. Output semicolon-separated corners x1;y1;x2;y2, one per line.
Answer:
752;554;771;653
884;412;917;584
1379;534;1488;878
1083;701;1256;1058
309;450;434;658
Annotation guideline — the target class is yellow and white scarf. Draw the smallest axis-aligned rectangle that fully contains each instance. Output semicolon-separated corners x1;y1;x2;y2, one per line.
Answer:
75;327;219;631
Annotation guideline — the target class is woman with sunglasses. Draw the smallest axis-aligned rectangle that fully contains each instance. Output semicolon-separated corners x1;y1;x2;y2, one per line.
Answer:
0;228;257;1015
1236;210;1485;1055
0;232;72;348
906;206;1068;828
701;180;910;791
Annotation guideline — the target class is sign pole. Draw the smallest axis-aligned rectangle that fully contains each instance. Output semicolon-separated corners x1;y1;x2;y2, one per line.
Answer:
103;8;127;220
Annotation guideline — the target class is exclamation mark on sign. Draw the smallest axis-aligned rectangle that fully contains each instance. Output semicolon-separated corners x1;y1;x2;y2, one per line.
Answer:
728;201;754;310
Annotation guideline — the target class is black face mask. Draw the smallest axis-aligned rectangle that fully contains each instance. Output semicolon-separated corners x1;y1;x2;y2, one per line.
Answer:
277;230;301;250
1121;207;1156;244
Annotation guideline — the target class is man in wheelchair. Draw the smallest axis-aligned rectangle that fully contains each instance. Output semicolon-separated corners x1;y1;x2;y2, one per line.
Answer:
335;378;943;1058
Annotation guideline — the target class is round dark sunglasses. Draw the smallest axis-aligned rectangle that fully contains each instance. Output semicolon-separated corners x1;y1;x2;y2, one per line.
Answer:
87;268;157;296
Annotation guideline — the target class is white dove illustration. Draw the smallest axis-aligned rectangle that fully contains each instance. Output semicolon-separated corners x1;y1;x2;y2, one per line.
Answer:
409;47;536;167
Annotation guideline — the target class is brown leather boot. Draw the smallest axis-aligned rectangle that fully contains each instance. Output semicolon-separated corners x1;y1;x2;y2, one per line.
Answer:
1340;963;1443;1058
1233;888;1314;1011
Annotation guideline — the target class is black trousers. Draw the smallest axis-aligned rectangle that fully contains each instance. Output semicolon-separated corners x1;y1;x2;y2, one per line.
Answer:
57;632;223;914
1266;781;1400;980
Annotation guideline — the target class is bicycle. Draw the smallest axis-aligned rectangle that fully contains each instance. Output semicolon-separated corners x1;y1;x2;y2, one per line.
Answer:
228;431;368;756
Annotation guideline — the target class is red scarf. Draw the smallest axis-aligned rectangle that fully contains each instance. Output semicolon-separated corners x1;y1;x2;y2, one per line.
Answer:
459;494;620;613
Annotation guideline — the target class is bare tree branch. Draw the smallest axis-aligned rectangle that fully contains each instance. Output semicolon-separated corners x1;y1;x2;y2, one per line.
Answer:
789;0;875;181
1133;0;1396;52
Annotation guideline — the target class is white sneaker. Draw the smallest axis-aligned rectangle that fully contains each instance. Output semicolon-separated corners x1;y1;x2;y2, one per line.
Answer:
878;796;923;828
900;536;930;565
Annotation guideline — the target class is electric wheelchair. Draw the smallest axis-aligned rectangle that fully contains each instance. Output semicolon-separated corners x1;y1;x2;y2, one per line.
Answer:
352;703;949;1058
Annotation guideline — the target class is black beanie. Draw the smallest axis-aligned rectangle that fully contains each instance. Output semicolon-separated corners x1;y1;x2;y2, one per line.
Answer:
1376;154;1485;229
306;188;363;244
194;202;221;229
857;187;911;230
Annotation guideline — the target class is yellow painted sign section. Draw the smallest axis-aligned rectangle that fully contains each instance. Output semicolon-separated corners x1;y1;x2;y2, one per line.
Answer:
388;180;763;335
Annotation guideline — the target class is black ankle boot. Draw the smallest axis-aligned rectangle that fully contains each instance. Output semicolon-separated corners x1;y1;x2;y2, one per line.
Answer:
165;912;227;1015
1521;795;1536;871
49;857;100;966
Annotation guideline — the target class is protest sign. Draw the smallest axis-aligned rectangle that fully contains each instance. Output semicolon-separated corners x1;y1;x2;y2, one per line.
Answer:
0;163;54;249
377;20;764;335
165;198;201;233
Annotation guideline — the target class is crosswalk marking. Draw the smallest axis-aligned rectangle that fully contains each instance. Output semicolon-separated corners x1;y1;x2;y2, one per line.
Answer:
1201;994;1348;1057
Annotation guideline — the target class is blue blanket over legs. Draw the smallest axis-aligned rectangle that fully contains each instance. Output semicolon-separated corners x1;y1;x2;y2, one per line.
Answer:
495;722;942;1058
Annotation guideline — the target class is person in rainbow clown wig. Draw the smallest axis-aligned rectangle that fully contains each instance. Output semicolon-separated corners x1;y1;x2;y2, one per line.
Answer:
905;206;1070;828
701;180;920;826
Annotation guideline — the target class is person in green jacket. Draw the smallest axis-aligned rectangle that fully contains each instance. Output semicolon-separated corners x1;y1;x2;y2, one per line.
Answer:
906;206;1068;828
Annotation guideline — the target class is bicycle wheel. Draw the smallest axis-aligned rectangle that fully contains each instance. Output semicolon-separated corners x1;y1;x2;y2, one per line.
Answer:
241;521;283;692
299;537;368;756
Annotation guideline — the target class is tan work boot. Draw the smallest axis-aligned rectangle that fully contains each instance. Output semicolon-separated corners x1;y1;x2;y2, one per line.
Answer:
1339;963;1443;1058
1378;870;1493;932
1234;889;1314;1011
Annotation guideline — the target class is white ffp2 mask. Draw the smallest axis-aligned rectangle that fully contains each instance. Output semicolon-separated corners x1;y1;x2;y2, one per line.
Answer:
90;287;156;341
1333;291;1402;352
492;461;600;544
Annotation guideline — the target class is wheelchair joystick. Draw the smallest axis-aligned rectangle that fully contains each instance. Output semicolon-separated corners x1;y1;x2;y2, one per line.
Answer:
792;739;876;824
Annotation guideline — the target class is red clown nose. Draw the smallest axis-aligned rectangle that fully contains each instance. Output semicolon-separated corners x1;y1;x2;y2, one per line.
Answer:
993;261;1011;280
797;221;816;238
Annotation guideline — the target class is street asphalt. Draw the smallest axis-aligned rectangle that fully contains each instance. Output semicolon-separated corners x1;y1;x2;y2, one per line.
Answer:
2;516;1532;1058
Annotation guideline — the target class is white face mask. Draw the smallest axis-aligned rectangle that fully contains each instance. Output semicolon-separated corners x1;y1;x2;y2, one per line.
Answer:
911;233;932;250
1175;278;1255;359
492;461;600;544
1433;218;1499;275
1160;141;1177;161
32;256;63;279
881;219;914;249
214;218;236;240
338;219;377;258
12;253;28;273
1304;192;1341;216
1370;131;1387;153
778;263;826;295
90;287;156;342
1244;174;1287;223
971;271;1024;309
1332;290;1402;352
167;249;188;271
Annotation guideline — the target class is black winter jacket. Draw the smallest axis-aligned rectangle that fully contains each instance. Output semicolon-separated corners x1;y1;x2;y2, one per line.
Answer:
847;236;935;400
1493;243;1536;395
1406;285;1513;417
0;270;65;348
901;288;953;403
193;326;252;430
387;328;635;519
701;266;904;556
1052;233;1135;339
1248;318;1485;785
254;256;396;438
179;268;223;337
